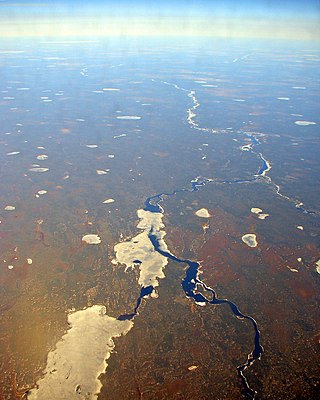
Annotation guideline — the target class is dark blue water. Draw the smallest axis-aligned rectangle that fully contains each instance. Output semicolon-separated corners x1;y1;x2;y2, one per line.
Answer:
257;155;269;175
117;171;265;398
118;285;154;321
148;231;263;400
115;127;317;397
116;154;269;398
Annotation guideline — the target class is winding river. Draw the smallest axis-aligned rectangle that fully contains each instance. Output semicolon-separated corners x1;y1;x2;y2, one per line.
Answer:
115;79;317;398
117;173;265;399
29;78;317;400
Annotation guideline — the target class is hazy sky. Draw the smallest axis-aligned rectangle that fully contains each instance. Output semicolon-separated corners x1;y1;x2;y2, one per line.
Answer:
0;0;319;40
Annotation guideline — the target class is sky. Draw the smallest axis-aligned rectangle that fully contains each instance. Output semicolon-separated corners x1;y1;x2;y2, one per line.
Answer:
0;0;319;40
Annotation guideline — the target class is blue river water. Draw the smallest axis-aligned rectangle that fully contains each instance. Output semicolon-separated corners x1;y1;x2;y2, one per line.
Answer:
116;126;316;397
149;231;263;400
117;168;266;398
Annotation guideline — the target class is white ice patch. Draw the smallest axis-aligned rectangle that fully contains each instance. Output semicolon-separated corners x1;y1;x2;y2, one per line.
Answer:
242;234;258;248
82;234;101;244
28;305;133;400
103;199;115;204
195;208;211;218
29;167;49;173
241;144;252;151
4;205;15;211
0;51;25;54
287;266;299;273
116;116;141;120
102;88;120;91
195;301;206;307
257;214;269;220
113;209;168;289
250;207;269;220
316;259;320;274
251;208;263;214
294;121;316;126
96;169;109;175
